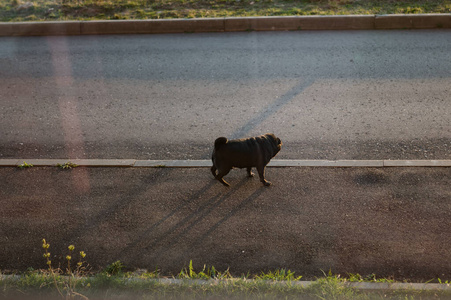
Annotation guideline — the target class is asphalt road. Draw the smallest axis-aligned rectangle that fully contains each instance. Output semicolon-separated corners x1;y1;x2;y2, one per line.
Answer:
2;166;451;280
3;30;451;280
1;30;451;160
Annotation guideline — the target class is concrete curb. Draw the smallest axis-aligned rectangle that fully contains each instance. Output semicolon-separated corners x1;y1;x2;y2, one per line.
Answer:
154;279;451;291
3;159;451;168
346;282;451;291
1;14;451;36
151;279;451;291
4;159;135;167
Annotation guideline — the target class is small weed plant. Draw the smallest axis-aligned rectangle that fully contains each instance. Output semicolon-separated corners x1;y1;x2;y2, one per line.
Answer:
104;260;124;276
307;270;358;300
57;162;78;169
17;161;33;169
177;260;231;280
255;268;302;281
438;278;451;284
348;272;394;283
41;239;88;299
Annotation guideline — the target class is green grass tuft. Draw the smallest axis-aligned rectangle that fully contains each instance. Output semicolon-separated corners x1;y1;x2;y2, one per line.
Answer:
56;162;78;169
17;161;33;169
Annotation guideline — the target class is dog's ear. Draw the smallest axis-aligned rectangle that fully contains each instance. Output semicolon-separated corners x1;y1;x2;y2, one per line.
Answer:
214;137;228;150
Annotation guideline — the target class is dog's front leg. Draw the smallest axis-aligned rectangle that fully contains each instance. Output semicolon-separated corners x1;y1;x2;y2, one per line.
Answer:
256;165;271;186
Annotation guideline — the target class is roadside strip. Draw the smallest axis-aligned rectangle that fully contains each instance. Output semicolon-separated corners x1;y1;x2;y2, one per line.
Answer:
2;275;451;292
3;159;451;167
1;14;451;36
132;279;451;291
158;279;451;291
5;275;451;292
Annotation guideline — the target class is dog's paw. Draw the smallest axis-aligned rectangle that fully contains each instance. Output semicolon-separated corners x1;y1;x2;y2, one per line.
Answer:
262;180;272;187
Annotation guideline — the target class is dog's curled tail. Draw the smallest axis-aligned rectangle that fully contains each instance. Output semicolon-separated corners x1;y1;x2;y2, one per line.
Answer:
214;137;228;150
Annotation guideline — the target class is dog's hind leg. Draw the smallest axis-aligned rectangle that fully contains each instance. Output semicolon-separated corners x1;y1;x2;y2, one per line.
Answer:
247;167;255;177
256;165;271;186
211;165;217;177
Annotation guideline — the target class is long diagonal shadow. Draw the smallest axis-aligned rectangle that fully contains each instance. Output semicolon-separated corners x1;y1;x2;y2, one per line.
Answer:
58;168;173;247
177;187;266;263
118;179;216;259
118;177;247;261
229;78;315;140
148;178;249;261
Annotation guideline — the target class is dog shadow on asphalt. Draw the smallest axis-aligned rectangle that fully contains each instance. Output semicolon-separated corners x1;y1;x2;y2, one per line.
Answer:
118;175;267;263
175;186;266;263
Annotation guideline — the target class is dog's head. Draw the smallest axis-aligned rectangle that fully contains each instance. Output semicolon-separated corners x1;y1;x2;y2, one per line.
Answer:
264;133;282;157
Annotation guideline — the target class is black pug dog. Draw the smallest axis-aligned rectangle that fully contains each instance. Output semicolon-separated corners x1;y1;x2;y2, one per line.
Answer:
211;133;282;187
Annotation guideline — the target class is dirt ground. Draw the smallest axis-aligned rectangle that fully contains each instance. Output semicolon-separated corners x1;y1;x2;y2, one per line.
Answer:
2;166;451;281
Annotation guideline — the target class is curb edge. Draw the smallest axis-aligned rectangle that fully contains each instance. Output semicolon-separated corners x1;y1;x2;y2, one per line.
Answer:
1;14;451;36
3;159;451;168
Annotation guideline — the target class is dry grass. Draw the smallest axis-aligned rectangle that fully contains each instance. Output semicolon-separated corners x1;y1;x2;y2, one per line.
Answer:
1;0;451;22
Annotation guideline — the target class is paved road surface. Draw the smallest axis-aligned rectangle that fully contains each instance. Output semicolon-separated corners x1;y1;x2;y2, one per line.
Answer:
2;30;451;280
2;166;451;280
1;30;451;160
